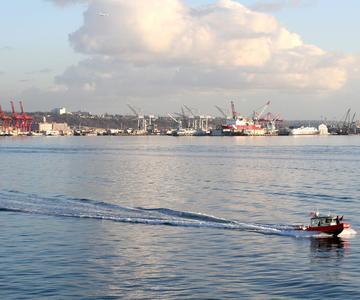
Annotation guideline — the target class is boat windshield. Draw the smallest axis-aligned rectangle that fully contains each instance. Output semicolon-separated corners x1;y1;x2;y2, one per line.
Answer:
310;217;337;227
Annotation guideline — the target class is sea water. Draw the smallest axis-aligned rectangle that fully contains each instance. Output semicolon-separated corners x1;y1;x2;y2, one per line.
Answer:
0;136;359;299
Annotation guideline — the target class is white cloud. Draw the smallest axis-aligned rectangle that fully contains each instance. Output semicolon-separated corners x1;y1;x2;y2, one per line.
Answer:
251;0;313;12
47;0;354;112
69;0;287;68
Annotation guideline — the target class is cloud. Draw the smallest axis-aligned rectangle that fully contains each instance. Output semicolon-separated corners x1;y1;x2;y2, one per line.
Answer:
48;0;353;110
69;0;289;68
251;0;313;12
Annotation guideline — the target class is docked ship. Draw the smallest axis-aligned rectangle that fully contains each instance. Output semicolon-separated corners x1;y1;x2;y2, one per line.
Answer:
172;128;197;136
289;126;319;135
222;117;266;135
221;101;267;136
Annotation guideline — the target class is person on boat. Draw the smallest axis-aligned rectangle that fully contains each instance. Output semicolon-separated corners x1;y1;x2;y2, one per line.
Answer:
336;216;340;225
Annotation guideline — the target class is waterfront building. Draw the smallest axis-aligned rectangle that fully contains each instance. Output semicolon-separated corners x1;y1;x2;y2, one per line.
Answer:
52;107;67;115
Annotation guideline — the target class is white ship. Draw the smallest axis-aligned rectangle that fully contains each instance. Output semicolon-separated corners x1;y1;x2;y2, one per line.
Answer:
289;126;319;135
173;128;201;136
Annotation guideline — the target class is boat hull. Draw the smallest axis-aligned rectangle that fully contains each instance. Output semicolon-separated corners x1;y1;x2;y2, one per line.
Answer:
297;222;350;237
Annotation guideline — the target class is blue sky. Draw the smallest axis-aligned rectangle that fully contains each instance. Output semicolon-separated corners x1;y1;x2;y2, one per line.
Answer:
1;0;359;119
187;0;360;53
3;0;358;50
0;1;85;92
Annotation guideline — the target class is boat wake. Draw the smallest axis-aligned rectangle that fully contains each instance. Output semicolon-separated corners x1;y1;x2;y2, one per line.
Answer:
0;190;355;238
338;228;357;237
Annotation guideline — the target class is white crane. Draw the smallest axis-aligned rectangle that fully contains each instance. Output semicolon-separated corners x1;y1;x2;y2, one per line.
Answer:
183;105;197;128
168;113;182;129
215;105;230;119
184;105;212;131
253;101;270;121
127;104;145;131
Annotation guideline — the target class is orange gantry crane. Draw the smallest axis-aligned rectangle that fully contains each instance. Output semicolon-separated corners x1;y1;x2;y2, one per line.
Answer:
10;100;24;130
0;100;33;132
19;101;33;132
0;104;12;130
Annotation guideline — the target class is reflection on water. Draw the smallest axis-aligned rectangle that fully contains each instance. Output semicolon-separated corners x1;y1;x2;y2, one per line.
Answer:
310;237;349;259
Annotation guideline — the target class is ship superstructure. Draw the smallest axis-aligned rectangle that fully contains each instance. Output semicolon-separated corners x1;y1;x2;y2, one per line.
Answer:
289;126;319;135
222;101;274;135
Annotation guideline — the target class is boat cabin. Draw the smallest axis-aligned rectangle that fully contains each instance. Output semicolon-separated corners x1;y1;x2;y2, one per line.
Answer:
310;215;339;227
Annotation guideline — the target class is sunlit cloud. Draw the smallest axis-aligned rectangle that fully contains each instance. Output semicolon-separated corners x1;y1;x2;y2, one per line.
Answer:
46;0;354;109
251;0;314;12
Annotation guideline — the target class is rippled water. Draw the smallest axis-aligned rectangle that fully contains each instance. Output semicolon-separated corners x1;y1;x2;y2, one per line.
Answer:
0;136;359;299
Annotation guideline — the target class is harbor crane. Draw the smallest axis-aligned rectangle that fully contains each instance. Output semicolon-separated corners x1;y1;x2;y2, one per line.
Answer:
184;105;212;131
127;104;145;131
230;101;237;119
344;110;357;134
148;115;156;126
183;105;197;128
215;105;230;119
350;112;356;134
200;114;212;132
168;113;182;129
342;108;351;126
10;100;23;130
253;100;270;121
0;104;12;130
127;104;157;133
337;108;353;135
174;106;191;128
19;101;33;132
183;105;195;117
259;112;282;134
174;109;189;128
263;112;282;123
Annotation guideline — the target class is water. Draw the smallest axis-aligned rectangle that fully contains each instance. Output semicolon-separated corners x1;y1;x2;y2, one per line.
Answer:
0;136;359;299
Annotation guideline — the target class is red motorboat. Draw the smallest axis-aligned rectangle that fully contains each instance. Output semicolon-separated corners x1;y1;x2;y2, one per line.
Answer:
295;212;351;237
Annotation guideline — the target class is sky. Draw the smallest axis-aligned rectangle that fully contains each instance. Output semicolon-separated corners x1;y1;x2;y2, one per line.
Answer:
1;0;360;120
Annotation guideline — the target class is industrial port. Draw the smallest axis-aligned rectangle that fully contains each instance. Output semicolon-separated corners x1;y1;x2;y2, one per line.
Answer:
0;100;359;137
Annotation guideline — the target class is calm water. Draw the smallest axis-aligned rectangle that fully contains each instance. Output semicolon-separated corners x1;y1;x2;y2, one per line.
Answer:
0;136;359;299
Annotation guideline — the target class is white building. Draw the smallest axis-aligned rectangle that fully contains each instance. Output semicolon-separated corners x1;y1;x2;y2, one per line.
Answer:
52;107;66;115
38;122;71;135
